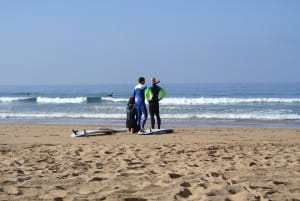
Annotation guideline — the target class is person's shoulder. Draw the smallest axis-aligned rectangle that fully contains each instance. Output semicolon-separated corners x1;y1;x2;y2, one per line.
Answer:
147;85;153;89
135;84;146;89
153;84;162;89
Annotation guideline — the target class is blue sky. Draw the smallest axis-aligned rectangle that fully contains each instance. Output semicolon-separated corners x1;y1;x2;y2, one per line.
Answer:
0;1;299;85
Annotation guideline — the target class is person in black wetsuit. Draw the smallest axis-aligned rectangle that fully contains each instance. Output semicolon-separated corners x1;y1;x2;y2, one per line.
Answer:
126;97;138;133
145;77;166;129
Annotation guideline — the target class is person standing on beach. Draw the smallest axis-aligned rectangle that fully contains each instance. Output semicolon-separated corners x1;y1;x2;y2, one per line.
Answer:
133;77;148;131
145;77;166;129
126;97;138;133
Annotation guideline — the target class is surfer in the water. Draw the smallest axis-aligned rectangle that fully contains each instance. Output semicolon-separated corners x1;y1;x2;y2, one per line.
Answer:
106;92;114;97
133;77;148;131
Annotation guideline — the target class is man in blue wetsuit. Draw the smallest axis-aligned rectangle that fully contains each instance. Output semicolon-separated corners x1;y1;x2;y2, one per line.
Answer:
133;77;148;130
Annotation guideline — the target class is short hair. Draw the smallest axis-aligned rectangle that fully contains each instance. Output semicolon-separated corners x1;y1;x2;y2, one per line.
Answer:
151;77;156;84
138;77;145;84
128;97;135;105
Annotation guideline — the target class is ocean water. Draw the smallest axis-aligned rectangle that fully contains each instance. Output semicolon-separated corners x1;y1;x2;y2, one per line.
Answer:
0;83;300;128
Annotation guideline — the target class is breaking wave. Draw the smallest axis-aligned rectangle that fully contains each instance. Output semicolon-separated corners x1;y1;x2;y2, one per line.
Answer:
1;111;299;121
2;96;300;105
160;97;300;105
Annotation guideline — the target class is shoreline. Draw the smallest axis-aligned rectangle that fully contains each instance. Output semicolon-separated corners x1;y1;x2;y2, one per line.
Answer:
1;123;300;145
1;124;300;200
1;117;300;129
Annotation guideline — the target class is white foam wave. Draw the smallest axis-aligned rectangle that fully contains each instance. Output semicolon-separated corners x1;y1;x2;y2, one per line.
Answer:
0;112;126;119
161;97;300;105
0;97;31;102
101;97;128;102
1;112;299;120
162;113;300;120
36;97;87;104
2;96;300;106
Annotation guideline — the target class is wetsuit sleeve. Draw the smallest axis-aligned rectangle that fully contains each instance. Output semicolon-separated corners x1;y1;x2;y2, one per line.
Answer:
159;88;167;100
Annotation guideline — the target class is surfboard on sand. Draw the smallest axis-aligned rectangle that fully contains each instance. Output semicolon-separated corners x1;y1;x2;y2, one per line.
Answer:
71;128;127;137
137;128;174;135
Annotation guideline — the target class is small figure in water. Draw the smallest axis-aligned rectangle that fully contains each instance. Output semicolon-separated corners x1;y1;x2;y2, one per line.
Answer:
106;92;114;97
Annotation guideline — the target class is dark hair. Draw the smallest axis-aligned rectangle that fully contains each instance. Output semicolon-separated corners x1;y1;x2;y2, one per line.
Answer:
128;97;135;105
138;77;145;84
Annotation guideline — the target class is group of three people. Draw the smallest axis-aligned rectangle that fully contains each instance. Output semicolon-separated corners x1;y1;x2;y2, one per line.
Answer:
126;76;166;133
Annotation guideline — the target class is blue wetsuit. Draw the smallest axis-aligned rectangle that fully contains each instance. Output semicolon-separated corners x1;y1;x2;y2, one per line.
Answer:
133;83;148;129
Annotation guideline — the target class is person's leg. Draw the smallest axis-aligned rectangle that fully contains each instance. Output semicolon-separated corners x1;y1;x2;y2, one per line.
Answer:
149;103;155;129
141;103;148;129
154;103;161;129
136;106;142;129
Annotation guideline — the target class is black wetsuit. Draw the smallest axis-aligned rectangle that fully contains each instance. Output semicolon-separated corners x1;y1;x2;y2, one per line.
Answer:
148;84;162;129
126;104;138;130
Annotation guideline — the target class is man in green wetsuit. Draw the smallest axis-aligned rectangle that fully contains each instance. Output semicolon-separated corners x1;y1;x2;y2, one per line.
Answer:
145;77;167;129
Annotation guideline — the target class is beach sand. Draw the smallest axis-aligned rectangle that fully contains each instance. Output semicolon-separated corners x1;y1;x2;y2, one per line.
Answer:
0;124;300;201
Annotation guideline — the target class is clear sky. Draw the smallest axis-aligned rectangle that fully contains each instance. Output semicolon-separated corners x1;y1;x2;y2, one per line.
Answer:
0;0;299;85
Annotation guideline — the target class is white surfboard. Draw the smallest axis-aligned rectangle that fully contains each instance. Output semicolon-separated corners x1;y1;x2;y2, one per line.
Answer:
71;128;126;137
137;128;174;135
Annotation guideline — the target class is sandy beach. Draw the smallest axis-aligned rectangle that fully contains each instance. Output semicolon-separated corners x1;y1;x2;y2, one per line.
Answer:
0;124;300;201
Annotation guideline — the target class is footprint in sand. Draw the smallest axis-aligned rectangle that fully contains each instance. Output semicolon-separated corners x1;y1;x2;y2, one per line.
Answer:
206;190;218;197
169;173;182;179
226;184;244;195
198;183;208;189
176;188;192;198
273;180;287;185
180;182;191;187
89;177;107;182
264;189;278;198
55;186;65;190
211;172;220;177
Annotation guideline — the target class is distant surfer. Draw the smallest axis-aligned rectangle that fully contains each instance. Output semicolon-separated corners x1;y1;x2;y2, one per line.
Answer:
106;92;114;97
145;77;166;129
133;77;148;131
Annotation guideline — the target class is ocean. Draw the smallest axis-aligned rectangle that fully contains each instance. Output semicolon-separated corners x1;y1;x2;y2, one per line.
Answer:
0;83;300;128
